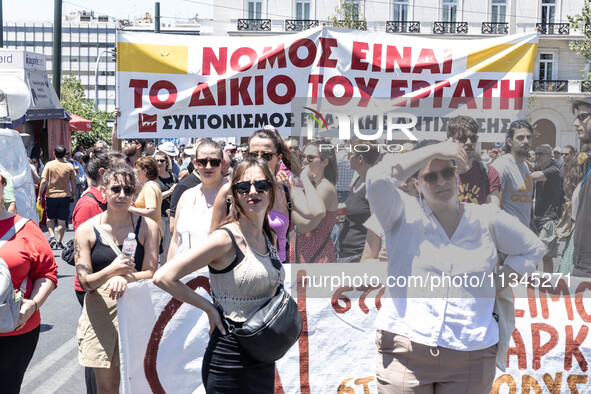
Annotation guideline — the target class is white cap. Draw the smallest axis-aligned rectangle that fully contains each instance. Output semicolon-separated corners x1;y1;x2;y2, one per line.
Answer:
127;233;135;239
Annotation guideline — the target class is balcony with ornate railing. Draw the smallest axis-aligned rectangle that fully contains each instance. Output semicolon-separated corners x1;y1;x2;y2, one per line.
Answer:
535;23;569;35
285;19;319;31
237;19;271;31
331;20;368;30
533;80;568;92
385;21;420;33
482;22;508;34
433;21;468;34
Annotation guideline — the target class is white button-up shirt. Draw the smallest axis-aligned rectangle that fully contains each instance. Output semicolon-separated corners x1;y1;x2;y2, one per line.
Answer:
366;155;544;351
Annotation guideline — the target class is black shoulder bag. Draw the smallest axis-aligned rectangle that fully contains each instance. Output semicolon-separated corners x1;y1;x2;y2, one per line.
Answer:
62;193;106;266
213;229;303;363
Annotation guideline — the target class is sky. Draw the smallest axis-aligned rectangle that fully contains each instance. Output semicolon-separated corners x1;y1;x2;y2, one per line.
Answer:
2;0;214;22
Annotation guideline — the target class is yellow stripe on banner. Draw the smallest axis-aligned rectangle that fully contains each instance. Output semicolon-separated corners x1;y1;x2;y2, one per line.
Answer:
467;43;537;73
117;42;188;74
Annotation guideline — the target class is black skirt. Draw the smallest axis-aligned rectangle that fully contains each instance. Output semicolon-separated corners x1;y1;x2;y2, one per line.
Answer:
202;326;275;393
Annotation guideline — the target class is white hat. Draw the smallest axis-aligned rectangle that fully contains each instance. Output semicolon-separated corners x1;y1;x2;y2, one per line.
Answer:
184;146;197;156
224;143;237;151
158;141;179;157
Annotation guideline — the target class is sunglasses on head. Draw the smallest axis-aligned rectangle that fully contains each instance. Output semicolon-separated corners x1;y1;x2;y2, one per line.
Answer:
110;185;135;196
420;167;456;185
233;179;272;195
576;113;591;122
196;158;222;168
456;134;479;144
299;154;320;163
249;151;276;161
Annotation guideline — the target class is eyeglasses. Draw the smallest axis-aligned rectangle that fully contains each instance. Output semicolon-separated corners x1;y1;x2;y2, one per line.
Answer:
576;113;591;122
233;179;272;195
419;167;456;185
156;159;167;163
110;185;135;196
347;152;362;160
456;134;479;144
299;154;320;163
249;151;276;161
196;158;222;168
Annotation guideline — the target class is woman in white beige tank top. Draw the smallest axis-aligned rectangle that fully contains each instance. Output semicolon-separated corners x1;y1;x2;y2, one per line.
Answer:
154;158;283;393
166;140;228;261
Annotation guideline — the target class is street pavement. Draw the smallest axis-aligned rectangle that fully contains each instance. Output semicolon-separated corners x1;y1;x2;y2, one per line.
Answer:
21;225;85;393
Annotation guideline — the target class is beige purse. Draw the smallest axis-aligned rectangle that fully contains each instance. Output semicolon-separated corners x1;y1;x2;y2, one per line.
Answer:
555;202;574;240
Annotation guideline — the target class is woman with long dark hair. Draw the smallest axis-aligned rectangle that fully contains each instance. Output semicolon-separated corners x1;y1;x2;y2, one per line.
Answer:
154;158;283;393
289;139;339;263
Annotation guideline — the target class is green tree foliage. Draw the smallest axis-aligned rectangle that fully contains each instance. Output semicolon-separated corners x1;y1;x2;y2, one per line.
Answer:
327;0;368;30
60;73;113;150
568;1;591;83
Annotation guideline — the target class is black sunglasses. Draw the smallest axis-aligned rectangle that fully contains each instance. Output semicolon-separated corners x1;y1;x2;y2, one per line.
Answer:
110;185;135;196
456;134;479;144
196;158;222;168
249;151;276;161
576;113;591;122
156;159;167;163
420;167;456;185
233;180;272;195
299;154;320;163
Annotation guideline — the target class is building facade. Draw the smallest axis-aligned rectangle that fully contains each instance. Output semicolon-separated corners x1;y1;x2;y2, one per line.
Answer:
213;0;591;149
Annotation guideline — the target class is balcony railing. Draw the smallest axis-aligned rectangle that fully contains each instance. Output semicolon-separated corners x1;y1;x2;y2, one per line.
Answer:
482;22;508;34
386;21;420;33
331;20;368;30
433;21;468;34
536;23;569;35
237;19;271;31
533;80;568;92
285;19;319;31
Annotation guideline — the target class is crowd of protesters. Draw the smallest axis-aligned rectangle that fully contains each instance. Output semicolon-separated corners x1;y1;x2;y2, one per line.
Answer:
4;93;591;393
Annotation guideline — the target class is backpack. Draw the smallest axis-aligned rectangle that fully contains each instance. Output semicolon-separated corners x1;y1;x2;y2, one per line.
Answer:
62;192;106;266
0;217;30;333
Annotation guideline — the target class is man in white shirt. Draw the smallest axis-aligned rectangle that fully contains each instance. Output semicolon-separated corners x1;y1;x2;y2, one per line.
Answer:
490;120;535;227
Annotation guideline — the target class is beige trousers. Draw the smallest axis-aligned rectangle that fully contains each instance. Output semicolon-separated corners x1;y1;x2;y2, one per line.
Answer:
375;329;496;394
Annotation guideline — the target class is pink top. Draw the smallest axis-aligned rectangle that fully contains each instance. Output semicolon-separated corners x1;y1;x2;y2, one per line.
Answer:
289;211;338;264
268;210;289;262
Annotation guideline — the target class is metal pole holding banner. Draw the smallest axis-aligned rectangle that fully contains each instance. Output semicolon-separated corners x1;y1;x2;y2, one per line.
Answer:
95;49;111;109
155;2;160;33
0;0;4;48
53;0;62;98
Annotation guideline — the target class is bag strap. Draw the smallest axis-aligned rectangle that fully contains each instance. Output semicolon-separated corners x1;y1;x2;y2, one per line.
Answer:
83;192;107;211
92;217;122;256
0;216;30;292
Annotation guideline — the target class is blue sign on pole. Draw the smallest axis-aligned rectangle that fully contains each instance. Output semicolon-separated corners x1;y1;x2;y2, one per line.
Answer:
494;142;504;148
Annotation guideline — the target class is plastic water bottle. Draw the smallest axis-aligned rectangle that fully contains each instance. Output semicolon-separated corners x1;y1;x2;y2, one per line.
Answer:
122;233;137;258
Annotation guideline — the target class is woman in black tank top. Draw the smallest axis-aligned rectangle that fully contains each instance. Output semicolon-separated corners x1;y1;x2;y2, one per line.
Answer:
74;165;159;393
154;158;282;393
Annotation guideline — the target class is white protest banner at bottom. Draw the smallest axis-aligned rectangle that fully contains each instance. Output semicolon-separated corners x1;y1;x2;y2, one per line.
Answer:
117;264;591;393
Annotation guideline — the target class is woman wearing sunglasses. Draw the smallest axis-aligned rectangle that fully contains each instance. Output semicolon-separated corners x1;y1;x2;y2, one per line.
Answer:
130;157;163;248
75;165;159;393
289;140;339;264
154;158;283;393
168;139;228;260
211;128;298;263
155;152;178;263
366;140;544;393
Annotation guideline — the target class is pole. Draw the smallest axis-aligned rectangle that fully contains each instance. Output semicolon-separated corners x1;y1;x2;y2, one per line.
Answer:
53;0;62;98
155;2;160;33
0;0;4;48
94;49;109;109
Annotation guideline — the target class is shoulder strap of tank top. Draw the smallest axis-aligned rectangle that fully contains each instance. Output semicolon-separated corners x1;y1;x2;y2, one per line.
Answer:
217;227;239;254
134;215;142;236
92;217;122;256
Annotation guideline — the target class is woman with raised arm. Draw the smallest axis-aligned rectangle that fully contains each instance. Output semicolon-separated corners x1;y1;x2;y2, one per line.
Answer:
289;139;339;263
154;158;283;393
74;165;159;394
366;139;544;393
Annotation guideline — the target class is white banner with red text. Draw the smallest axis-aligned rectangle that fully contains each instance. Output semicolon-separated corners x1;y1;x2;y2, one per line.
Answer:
117;264;590;393
116;29;538;142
